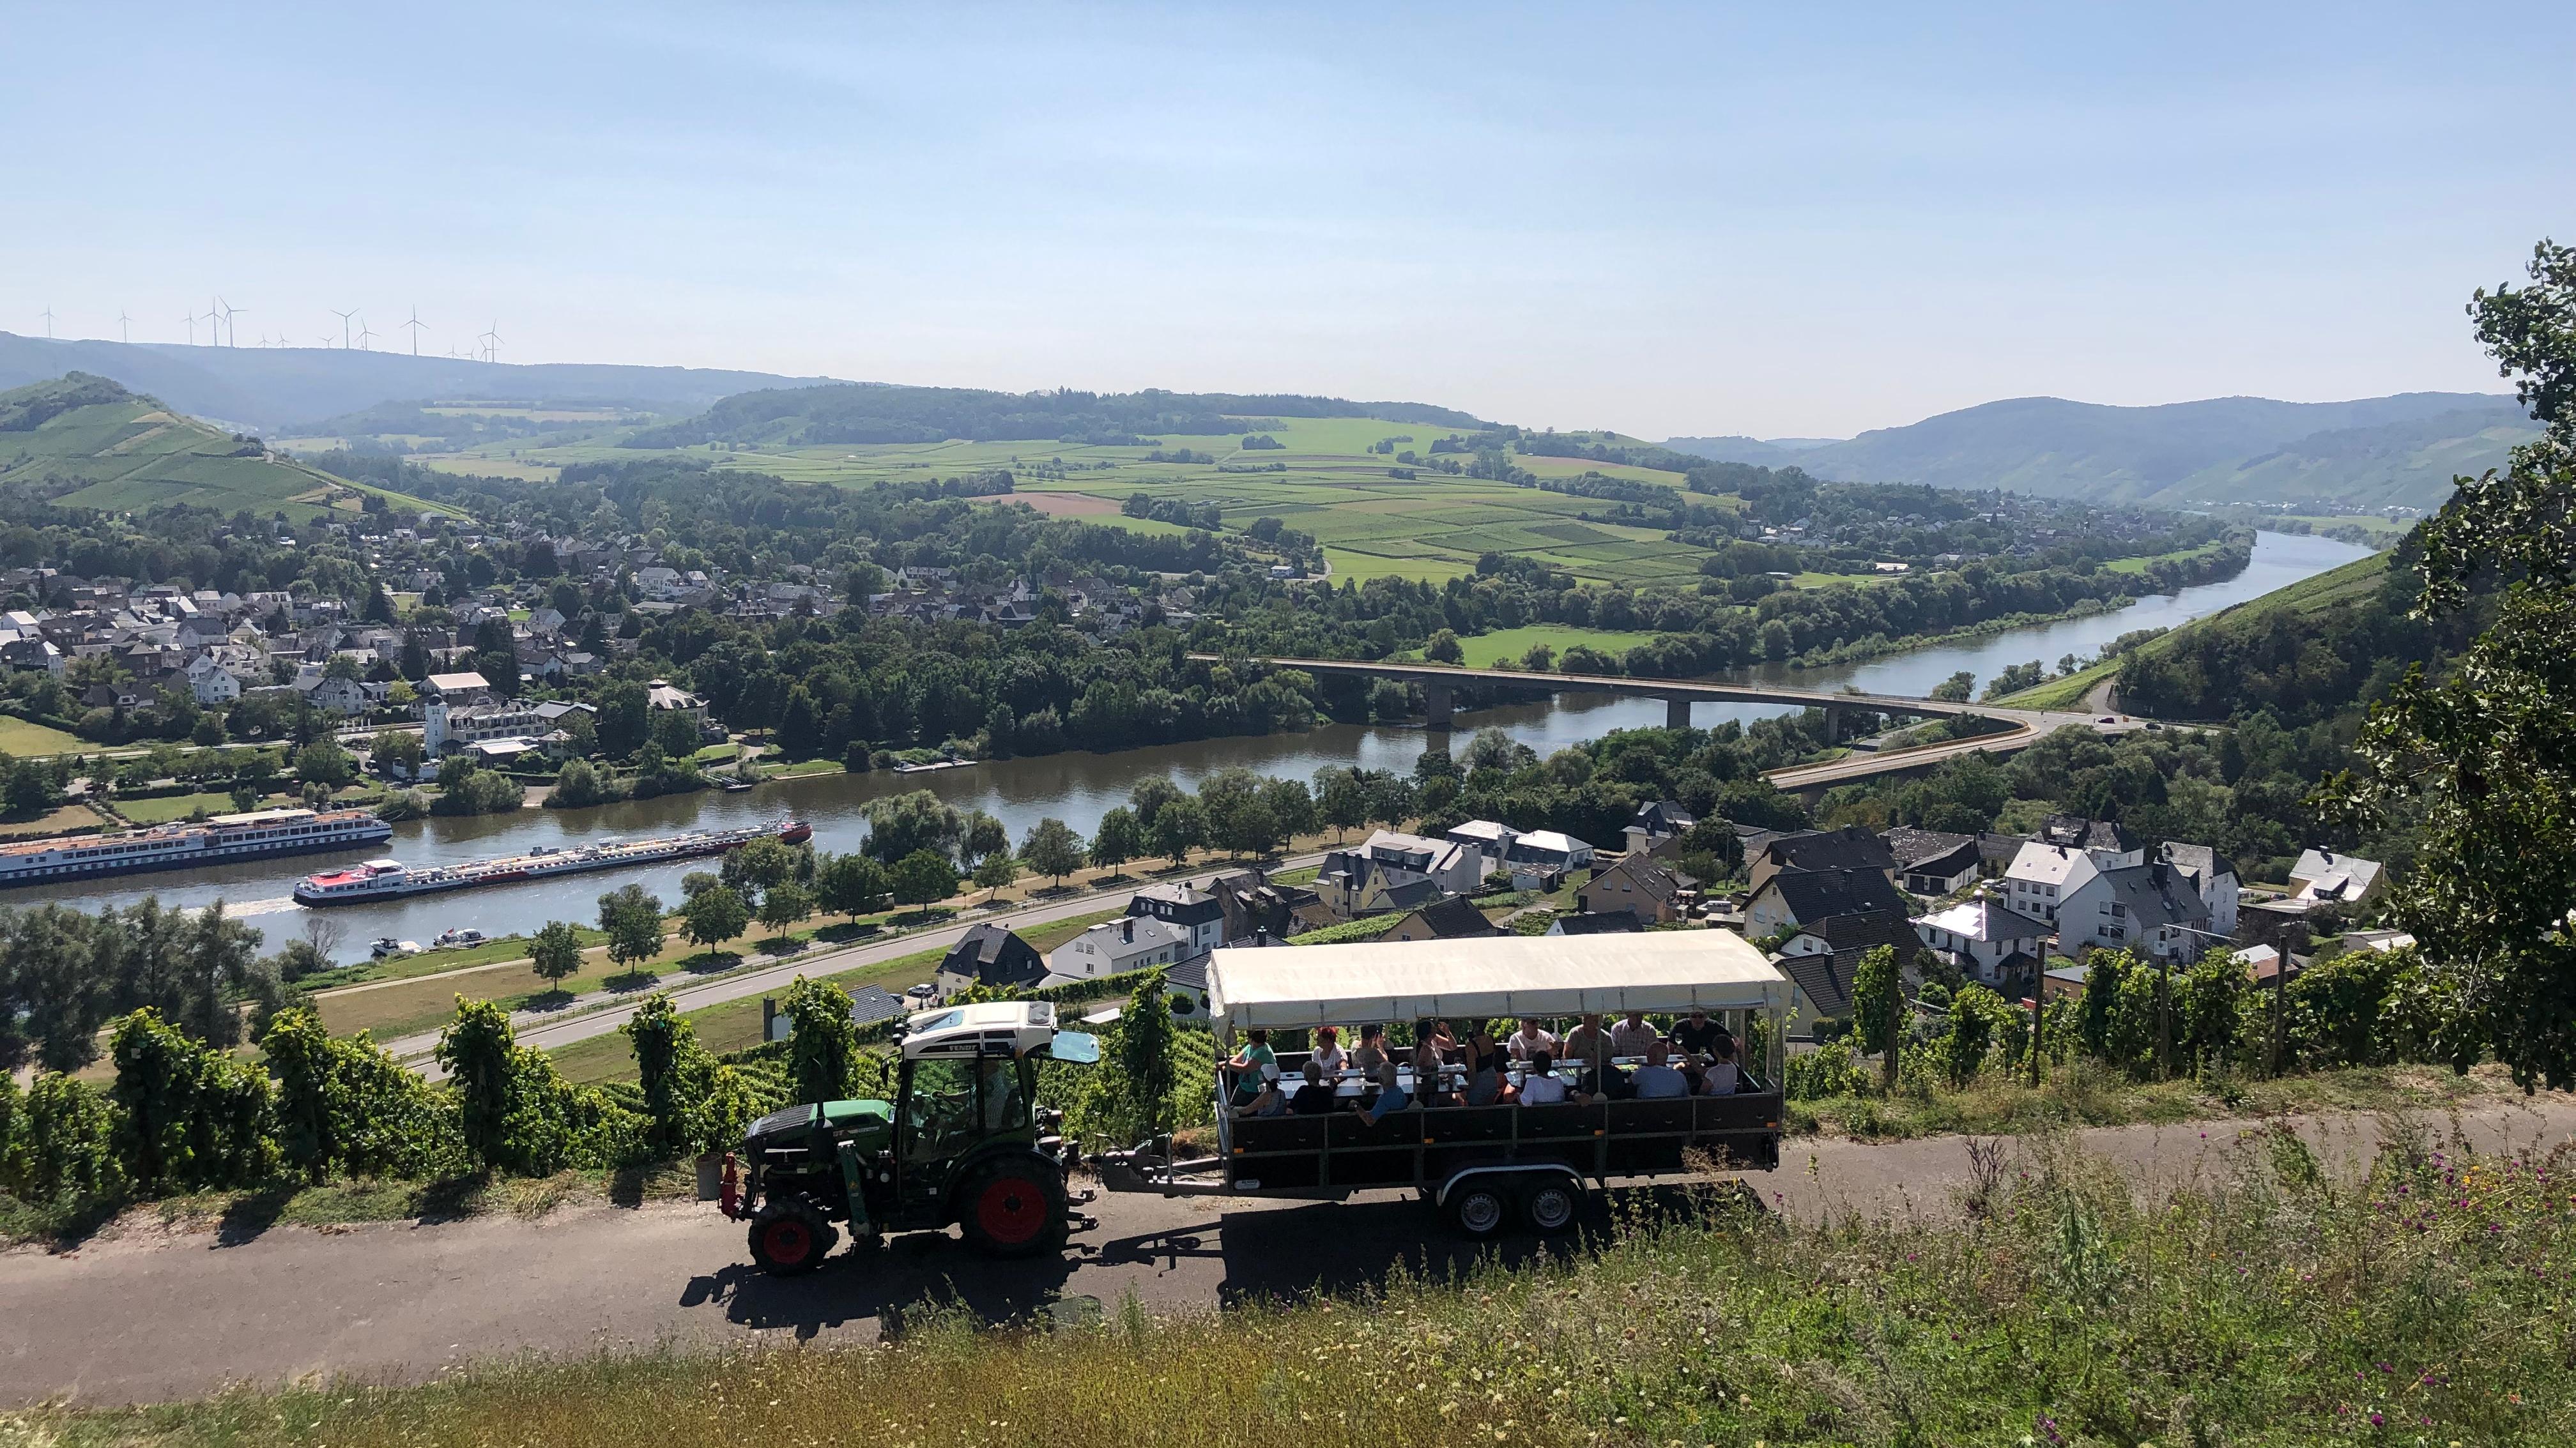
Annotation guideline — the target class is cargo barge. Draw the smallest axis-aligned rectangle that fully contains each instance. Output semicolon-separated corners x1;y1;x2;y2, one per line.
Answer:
0;807;394;889
295;816;813;905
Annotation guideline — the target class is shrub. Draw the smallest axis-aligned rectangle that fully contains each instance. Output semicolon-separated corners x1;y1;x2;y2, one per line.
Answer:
434;998;647;1175
1784;1037;1869;1100
783;976;860;1104
0;1071;125;1207
624;993;778;1157
260;1007;465;1181
109;1008;277;1193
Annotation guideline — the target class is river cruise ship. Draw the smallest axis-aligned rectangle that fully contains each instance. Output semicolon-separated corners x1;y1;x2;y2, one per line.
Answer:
0;807;394;889
295;816;813;905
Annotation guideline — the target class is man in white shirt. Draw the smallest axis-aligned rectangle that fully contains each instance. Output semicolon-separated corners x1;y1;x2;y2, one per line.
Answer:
1517;1050;1568;1104
1630;1041;1688;1099
1506;1017;1558;1062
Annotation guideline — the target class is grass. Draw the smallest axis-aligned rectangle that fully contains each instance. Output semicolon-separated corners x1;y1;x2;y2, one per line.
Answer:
36;1122;2576;1445
1991;657;2120;711
545;908;1126;1084
0;801;103;838
1786;1058;2527;1141
111;790;246;824
0;714;87;756
1395;623;1655;668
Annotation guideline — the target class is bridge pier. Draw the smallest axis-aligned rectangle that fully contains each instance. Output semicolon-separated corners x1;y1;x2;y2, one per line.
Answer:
1665;697;1692;730
1425;682;1454;729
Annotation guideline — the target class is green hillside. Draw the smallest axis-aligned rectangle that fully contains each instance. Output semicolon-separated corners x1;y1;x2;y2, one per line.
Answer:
0;372;456;519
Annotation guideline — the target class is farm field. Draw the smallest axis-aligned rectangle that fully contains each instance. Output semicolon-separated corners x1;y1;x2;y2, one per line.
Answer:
1396;622;1655;667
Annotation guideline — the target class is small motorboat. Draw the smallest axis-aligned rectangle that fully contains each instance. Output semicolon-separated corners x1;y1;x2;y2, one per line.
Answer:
371;936;403;958
434;927;487;949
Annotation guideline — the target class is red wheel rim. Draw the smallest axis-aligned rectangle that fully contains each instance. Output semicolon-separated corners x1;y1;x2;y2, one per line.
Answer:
763;1219;813;1264
976;1176;1049;1244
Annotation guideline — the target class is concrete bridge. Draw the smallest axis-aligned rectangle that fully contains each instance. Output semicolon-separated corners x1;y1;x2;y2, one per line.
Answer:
1200;654;2134;790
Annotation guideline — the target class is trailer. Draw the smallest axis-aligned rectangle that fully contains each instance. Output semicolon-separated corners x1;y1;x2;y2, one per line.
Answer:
1093;931;1790;1238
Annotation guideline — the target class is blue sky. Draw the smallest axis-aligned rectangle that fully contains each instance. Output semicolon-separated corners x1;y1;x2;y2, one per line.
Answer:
4;2;2570;437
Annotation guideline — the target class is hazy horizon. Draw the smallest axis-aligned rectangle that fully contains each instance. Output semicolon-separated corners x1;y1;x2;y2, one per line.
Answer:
6;3;2570;439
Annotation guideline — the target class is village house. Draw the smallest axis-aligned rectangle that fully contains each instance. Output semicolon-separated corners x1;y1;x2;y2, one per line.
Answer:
1577;853;1696;925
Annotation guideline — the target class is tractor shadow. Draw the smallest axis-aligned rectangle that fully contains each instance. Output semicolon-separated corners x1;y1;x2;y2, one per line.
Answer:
680;1229;1084;1340
1090;1178;1765;1306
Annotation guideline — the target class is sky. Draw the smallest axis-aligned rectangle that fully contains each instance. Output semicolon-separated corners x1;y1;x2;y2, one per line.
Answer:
4;2;2571;439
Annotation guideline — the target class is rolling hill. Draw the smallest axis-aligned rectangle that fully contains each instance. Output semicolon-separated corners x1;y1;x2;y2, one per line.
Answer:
1669;392;2535;510
0;372;457;519
0;332;836;436
624;383;1487;448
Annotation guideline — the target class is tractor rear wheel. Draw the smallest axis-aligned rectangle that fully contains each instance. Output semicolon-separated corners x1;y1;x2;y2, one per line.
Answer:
957;1160;1068;1258
748;1199;838;1276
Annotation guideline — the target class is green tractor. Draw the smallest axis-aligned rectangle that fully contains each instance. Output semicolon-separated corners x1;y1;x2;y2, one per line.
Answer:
720;1000;1101;1275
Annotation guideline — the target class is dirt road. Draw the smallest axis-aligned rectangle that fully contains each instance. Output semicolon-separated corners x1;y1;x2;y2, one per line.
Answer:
10;1097;2572;1406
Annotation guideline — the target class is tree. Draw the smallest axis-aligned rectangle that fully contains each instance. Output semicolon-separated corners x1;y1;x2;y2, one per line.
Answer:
1853;944;1905;1093
2329;240;2576;1089
1930;671;1975;703
294;738;356;789
648;707;701;759
813;851;888;920
971;851;1020;903
595;680;650;759
1115;971;1179;1142
1020;816;1085;887
962;811;1009;866
370;727;426;779
1151;796;1207;865
529;920;585;993
1128;777;1184;830
889;849;958;913
1087;807;1142;873
721;837;802;899
1423;628;1464;664
1316;766;1367;842
680;885;750;954
757;881;814;938
596;885;665;979
782;975;859;1104
859;789;967;864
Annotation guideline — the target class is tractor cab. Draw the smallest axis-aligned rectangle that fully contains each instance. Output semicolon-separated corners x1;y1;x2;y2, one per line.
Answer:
726;999;1098;1276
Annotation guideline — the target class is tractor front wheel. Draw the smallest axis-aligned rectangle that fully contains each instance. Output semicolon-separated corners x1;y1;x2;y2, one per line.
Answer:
957;1160;1069;1258
748;1199;838;1276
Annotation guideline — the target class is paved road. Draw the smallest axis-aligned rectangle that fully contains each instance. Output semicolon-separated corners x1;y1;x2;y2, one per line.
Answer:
384;853;1327;1077
10;1097;2571;1405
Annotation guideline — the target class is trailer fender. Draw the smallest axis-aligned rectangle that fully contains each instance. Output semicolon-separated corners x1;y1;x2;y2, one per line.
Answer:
1434;1161;1583;1209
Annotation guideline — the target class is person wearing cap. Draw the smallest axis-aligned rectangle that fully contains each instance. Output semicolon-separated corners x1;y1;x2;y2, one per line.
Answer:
1238;1059;1290;1117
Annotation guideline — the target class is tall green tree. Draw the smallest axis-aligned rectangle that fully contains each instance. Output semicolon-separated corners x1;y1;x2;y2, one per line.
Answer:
528;920;585;993
1087;807;1142;873
2332;239;2576;1088
1852;944;1905;1094
889;850;958;913
813;851;888;920
1151;796;1207;865
680;885;751;954
1020;817;1085;887
597;885;666;979
757;881;814;937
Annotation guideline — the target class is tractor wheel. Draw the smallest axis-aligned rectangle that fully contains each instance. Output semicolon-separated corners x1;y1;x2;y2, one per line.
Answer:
958;1160;1069;1258
1521;1178;1582;1236
748;1199;838;1276
1443;1180;1511;1240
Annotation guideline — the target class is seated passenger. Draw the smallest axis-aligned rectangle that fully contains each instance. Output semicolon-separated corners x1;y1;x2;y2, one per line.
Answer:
1427;1018;1462;1063
1226;1030;1277;1113
1349;1023;1389;1078
1609;1010;1660;1060
1237;1060;1289;1117
1561;1012;1609;1079
1630;1041;1689;1099
1365;1051;1411;1122
1672;1007;1726;1059
1411;1020;1452;1107
1311;1025;1347;1079
1506;1016;1558;1061
1699;1039;1741;1096
1291;1058;1337;1115
1517;1049;1568;1104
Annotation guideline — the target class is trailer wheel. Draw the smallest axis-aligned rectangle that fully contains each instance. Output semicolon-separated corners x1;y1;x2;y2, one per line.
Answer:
1443;1181;1511;1240
1521;1178;1581;1235
748;1199;837;1276
958;1160;1068;1258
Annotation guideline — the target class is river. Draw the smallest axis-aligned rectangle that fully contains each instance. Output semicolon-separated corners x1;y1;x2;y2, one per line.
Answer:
21;530;2375;961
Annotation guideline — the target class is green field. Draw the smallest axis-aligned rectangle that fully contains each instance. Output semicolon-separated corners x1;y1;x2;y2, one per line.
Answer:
0;715;86;756
1398;623;1655;667
0;375;459;520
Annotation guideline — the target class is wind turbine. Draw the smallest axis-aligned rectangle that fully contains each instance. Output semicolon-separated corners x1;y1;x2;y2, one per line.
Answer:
329;307;356;349
183;311;199;346
478;323;502;363
39;305;54;339
401;305;425;356
117;310;132;344
218;300;245;347
355;317;378;351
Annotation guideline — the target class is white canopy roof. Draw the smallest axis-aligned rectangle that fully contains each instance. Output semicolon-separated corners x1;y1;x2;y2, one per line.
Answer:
1206;931;1788;1031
